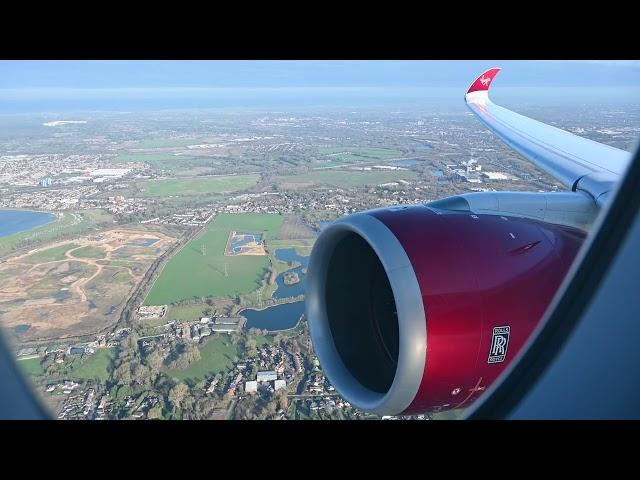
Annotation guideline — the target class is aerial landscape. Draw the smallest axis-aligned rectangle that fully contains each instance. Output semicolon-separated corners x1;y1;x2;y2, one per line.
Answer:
1;60;639;420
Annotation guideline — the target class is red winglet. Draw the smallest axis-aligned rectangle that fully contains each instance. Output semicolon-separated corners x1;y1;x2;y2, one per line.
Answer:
466;67;501;94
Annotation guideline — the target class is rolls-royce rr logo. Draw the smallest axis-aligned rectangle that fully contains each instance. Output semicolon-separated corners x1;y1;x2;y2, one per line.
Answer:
488;326;510;363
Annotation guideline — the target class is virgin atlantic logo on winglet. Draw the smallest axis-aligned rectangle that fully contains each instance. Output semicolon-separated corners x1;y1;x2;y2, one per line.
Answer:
479;75;492;87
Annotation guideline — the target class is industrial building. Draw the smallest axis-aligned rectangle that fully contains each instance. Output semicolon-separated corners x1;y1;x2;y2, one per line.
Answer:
39;177;53;187
245;380;258;393
257;370;278;382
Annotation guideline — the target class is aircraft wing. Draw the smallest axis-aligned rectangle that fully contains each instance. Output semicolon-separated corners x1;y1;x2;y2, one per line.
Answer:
465;68;631;199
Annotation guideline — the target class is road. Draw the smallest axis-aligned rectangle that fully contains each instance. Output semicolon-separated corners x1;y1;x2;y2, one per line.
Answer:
287;393;341;399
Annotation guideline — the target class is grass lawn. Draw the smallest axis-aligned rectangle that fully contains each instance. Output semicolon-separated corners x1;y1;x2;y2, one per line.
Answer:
24;243;79;263
167;304;208;322
140;316;172;328
114;153;215;171
134;138;197;149
317;146;404;162
279;318;307;337
17;357;44;376
278;169;417;188
142;174;259;197
269;238;314;256
249;333;275;347
70;348;116;382
144;213;283;305
165;336;241;384
70;246;106;259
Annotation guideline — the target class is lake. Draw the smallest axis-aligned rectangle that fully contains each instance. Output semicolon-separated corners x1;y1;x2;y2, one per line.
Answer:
242;301;305;331
0;210;56;238
272;248;309;300
414;143;434;151
14;324;31;334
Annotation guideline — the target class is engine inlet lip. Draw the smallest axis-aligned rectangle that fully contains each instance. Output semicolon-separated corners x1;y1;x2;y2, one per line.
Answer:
306;211;427;415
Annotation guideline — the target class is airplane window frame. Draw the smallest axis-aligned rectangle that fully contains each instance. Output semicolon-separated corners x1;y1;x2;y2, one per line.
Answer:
5;142;639;420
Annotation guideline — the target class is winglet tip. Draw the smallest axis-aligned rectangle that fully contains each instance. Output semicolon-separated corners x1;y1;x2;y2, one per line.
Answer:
466;67;502;95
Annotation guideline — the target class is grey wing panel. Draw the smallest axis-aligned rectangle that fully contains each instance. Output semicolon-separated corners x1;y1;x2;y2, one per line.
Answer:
466;99;630;188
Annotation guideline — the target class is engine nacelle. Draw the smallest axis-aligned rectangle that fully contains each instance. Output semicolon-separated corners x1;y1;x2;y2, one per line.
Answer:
306;204;586;415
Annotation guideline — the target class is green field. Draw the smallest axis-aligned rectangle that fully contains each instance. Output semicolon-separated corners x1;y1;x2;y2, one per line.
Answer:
142;174;260;197
116;153;199;164
17;357;44;376
0;210;113;257
269;238;314;256
278;169;417;188
70;348;116;382
165;336;241;384
318;146;404;163
134;138;197;149
115;153;217;172
24;243;80;263
167;304;208;322
251;333;275;347
70;246;106;259
144;213;283;305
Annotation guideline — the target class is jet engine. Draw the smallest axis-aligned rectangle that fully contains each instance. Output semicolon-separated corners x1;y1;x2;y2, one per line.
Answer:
306;202;586;415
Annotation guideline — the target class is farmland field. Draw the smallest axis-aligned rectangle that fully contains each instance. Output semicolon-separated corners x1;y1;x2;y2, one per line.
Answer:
268;238;314;256
277;169;417;188
166;304;208;322
116;152;200;163
134;138;197;149
114;153;219;172
144;213;283;305
142;174;260;197
317;146;404;163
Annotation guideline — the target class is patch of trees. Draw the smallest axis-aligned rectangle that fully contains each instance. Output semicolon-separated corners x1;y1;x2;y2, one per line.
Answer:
164;341;201;370
234;389;289;420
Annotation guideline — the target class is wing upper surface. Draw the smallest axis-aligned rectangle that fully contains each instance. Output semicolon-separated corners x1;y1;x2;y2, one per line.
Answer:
465;68;630;189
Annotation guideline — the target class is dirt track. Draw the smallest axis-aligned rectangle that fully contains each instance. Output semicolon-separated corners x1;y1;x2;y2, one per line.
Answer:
0;228;177;343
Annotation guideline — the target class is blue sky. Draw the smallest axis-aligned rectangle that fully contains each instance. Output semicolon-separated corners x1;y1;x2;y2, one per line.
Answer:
0;60;639;112
2;60;639;88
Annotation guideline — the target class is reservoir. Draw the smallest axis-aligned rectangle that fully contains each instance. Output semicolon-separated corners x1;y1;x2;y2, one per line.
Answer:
0;210;56;238
242;301;305;331
272;248;309;300
242;248;310;331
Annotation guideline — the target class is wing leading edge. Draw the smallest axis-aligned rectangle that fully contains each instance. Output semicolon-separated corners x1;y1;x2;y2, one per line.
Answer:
465;68;630;199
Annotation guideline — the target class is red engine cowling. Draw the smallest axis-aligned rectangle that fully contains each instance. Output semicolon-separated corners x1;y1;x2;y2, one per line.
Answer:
306;204;586;415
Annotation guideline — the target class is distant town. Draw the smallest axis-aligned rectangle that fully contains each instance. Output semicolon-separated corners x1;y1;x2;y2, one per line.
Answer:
1;104;638;420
